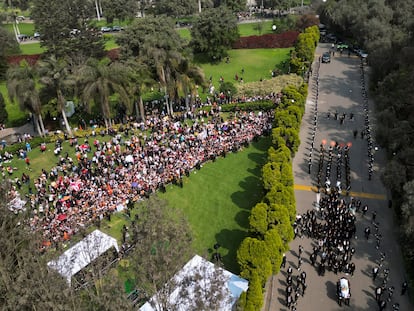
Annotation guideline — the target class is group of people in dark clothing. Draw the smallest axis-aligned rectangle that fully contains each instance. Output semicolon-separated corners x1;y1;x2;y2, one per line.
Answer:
279;51;410;311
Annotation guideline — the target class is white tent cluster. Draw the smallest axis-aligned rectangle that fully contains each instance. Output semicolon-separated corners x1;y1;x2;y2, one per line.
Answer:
47;229;119;285
140;255;249;311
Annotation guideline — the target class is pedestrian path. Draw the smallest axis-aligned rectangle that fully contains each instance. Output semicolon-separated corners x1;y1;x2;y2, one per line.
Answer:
294;184;387;200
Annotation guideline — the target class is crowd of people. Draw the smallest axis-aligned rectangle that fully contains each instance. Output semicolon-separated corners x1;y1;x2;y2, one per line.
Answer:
6;110;273;248
278;50;409;311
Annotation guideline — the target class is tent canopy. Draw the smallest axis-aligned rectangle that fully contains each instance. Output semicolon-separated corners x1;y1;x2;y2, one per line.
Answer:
47;229;119;285
140;255;249;311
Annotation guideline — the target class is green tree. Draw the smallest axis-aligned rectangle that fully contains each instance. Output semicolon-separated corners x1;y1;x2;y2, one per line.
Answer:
267;145;291;164
295;32;315;62
6;62;46;136
0;92;8;125
117;16;199;115
191;7;239;61
101;0;138;23
267;203;294;247
0;180;81;310
31;0;105;61
0;27;20;79
129;196;193;310
249;202;269;236
152;0;197;17
37;56;75;136
77;58;131;128
123;59;154;120
264;228;285;272
213;0;246;12
237;237;272;285
241;271;263;311
262;162;282;190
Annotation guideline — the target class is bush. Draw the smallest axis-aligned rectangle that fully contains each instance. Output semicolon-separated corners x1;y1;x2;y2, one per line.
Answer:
236;74;303;98
219;81;237;95
1;135;52;156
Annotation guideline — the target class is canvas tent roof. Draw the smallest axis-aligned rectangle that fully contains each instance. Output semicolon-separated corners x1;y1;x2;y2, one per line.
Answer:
140;254;249;311
47;229;119;285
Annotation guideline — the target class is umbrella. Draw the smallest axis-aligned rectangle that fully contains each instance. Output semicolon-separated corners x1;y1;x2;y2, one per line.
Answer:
61;196;71;201
69;181;82;192
125;154;134;163
57;214;67;221
131;182;138;188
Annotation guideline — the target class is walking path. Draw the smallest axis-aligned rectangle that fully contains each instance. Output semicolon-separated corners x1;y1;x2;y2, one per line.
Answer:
0;123;36;142
262;43;412;311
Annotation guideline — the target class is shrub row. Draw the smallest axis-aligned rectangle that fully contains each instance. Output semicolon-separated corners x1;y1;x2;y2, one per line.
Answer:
289;25;319;75
232;31;299;49
236;83;307;311
1;135;52;156
6;54;42;66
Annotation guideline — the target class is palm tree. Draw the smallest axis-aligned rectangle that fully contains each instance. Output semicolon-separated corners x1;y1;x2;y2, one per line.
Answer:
76;58;130;128
7;61;45;137
37;56;75;137
173;59;205;112
123;59;154;121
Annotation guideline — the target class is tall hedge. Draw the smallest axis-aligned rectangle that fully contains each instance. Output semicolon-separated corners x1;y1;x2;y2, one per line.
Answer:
236;83;307;310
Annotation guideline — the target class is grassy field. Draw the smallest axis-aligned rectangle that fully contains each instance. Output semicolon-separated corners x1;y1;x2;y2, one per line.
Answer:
157;136;271;273
198;48;292;86
238;20;275;37
176;27;191;41
19;42;45;54
3;22;36;36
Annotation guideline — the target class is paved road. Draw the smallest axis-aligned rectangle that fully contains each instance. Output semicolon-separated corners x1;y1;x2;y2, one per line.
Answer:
262;43;413;311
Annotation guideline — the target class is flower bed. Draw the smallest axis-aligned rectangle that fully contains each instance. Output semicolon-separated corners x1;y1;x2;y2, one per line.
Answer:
233;31;299;49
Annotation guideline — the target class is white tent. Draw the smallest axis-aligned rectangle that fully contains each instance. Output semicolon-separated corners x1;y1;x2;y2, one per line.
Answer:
47;229;119;285
140;255;249;311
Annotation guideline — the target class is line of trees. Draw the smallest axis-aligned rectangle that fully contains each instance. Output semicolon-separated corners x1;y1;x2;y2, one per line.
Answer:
236;83;307;311
289;24;319;76
1;1;245;130
319;0;414;286
235;25;316;309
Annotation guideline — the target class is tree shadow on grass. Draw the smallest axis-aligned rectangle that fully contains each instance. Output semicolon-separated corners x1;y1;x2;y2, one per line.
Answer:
234;210;250;229
215;228;247;274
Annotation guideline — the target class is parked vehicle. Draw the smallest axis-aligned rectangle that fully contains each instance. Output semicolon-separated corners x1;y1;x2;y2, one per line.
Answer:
17;34;29;41
112;25;123;32
322;52;331;63
100;26;112;33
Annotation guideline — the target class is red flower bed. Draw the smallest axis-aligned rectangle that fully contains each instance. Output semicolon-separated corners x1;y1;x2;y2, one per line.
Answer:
7;54;42;66
233;31;299;49
106;48;120;61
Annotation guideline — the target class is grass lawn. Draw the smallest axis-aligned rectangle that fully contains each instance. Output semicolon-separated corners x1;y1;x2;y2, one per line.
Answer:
3;22;36;36
198;48;292;86
176;27;191;41
19;42;45;55
157;136;271;273
238;20;275;37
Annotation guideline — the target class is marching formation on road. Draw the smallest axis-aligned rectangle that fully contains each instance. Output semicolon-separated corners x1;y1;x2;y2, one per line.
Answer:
263;43;413;311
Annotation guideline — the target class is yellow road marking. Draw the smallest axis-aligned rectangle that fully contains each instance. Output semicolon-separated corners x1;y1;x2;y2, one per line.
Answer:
294;184;387;200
